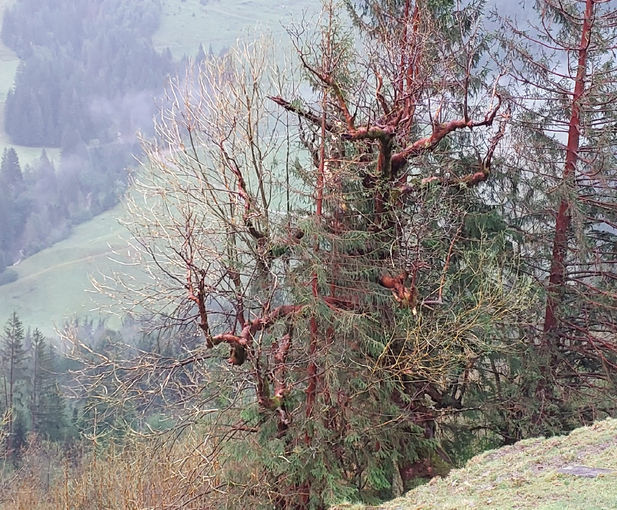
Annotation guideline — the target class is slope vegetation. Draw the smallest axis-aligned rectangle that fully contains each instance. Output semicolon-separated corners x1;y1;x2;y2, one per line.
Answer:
0;205;132;334
334;419;617;510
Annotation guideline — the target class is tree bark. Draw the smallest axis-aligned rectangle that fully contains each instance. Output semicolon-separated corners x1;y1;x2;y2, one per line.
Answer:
543;0;594;343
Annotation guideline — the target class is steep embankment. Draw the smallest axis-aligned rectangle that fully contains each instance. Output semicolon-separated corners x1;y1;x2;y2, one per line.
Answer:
334;418;617;510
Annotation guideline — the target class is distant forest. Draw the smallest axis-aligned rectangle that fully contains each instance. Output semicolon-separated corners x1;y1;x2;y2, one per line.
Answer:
0;310;195;458
0;0;180;275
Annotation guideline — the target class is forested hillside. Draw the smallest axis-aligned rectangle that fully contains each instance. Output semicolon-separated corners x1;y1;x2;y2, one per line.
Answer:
2;0;169;147
0;0;174;274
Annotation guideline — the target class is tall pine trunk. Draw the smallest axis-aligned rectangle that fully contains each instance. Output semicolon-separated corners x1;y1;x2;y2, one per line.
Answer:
542;0;594;342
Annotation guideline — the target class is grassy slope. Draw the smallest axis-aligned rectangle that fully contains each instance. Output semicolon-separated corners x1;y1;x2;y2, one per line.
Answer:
154;0;316;58
0;206;132;335
0;0;316;333
333;418;617;510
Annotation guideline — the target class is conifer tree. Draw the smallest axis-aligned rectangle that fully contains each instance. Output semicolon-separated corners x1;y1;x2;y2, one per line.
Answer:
82;1;536;507
29;329;66;440
0;147;22;192
1;312;27;455
490;0;617;437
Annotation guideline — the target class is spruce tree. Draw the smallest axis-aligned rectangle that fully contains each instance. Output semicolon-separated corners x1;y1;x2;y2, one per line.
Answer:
1;312;27;455
29;329;66;441
486;0;617;438
95;1;531;507
0;147;22;192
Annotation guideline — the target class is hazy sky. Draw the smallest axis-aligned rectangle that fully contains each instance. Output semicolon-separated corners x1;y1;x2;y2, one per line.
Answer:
486;0;535;25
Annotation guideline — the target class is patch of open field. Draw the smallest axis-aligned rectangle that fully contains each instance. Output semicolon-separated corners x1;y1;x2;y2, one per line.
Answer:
154;0;317;58
0;205;132;335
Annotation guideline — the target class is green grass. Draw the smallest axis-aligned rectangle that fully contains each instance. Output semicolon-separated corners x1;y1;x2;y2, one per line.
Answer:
333;419;617;510
154;0;318;58
0;206;132;335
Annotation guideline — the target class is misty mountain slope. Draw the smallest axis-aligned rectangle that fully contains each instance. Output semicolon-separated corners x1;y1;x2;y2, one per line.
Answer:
0;0;316;333
0;0;177;276
0;0;61;165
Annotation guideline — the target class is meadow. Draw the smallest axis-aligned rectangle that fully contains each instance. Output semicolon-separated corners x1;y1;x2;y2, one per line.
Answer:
154;0;317;57
0;205;132;335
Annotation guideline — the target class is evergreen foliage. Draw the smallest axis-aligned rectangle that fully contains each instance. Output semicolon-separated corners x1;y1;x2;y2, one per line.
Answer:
1;1;617;509
0;313;82;462
465;0;617;442
2;0;171;148
29;329;66;441
92;1;532;507
1;312;27;456
0;148;23;191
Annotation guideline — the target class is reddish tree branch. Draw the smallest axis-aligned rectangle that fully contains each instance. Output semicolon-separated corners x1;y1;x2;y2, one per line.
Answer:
273;332;292;399
391;95;502;173
268;96;336;133
211;305;304;349
398;105;508;193
217;141;265;241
